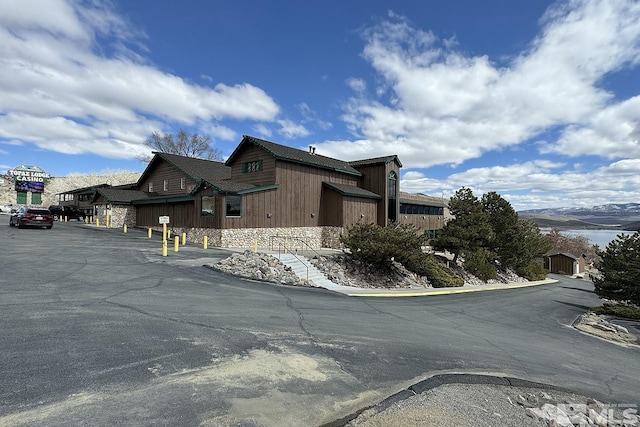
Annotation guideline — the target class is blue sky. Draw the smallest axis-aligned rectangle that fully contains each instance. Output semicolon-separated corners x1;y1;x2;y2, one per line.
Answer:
1;0;639;210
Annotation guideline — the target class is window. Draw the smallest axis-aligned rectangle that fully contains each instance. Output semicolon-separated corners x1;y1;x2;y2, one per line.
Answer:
201;195;214;217
225;195;242;217
180;177;185;190
387;171;398;222
148;182;153;192
242;160;262;173
163;180;169;191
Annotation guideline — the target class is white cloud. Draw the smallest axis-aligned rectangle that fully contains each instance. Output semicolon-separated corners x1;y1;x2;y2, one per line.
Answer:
0;0;280;159
277;119;310;139
315;0;640;171
401;158;640;211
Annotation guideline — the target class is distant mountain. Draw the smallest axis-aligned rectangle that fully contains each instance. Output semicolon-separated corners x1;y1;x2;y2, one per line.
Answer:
519;203;640;229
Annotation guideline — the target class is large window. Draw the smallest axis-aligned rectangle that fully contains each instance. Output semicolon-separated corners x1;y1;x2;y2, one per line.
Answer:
400;204;444;216
225;195;242;217
387;171;398;223
201;195;214;217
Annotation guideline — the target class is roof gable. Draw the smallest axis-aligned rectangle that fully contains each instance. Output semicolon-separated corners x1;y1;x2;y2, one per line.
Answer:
226;136;363;176
350;155;403;168
138;152;254;194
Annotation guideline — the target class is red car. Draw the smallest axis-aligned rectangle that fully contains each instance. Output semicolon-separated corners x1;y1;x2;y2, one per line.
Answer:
9;207;54;229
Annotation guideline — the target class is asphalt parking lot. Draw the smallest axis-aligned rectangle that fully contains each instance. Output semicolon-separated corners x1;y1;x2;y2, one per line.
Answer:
1;218;638;426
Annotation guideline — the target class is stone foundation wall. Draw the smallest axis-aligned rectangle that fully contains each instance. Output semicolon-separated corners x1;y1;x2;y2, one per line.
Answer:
137;225;345;250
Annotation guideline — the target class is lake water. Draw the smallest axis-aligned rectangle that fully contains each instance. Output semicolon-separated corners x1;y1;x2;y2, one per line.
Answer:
559;229;636;248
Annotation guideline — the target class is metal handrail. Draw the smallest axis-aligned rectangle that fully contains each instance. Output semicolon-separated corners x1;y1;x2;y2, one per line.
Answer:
277;241;309;281
269;235;323;260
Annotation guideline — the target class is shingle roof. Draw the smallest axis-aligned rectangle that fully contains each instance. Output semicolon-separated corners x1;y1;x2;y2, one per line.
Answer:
399;192;447;207
322;182;381;199
226;136;362;176
350;155;403;168
545;251;585;259
95;188;149;204
152;152;254;193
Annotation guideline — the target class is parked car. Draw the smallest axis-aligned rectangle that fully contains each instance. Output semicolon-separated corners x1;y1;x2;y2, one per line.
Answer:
48;205;85;221
0;203;14;213
9;207;54;229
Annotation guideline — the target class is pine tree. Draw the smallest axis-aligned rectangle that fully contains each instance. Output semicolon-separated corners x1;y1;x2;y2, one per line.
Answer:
434;187;494;263
593;232;640;305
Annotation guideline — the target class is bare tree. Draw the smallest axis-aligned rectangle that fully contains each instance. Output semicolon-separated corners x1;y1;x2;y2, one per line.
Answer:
139;129;223;162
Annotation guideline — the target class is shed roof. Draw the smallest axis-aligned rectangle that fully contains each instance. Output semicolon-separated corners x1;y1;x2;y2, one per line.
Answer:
94;188;149;204
322;182;381;199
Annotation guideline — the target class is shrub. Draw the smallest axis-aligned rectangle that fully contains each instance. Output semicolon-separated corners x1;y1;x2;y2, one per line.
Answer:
422;255;464;287
515;261;548;281
340;222;463;287
591;303;640;320
463;248;497;281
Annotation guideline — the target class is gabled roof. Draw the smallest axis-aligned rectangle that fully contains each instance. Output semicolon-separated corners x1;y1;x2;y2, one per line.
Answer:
322;182;381;199
545;251;585;260
226;135;363;176
94;188;149;204
140;152;254;193
350;155;403;168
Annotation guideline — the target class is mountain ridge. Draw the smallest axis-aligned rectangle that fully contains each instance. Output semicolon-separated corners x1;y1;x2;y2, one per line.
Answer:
519;203;640;230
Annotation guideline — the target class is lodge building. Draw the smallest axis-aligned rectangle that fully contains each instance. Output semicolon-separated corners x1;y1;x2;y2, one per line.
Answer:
57;136;448;248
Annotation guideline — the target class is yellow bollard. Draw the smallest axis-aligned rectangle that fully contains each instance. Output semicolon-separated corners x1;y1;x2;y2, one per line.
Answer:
168;229;172;239
96;218;100;227
84;216;88;224
148;228;152;238
162;239;167;257
162;223;167;242
123;224;127;233
253;240;257;253
203;235;208;249
182;232;186;246
64;216;68;222
174;236;179;252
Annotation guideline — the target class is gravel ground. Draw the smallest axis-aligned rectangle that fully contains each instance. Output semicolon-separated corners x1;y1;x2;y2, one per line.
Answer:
342;383;637;427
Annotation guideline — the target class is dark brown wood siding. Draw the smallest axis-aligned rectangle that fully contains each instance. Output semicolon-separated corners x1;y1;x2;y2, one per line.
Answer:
228;145;276;186
545;254;585;274
219;188;278;229
342;196;378;227
319;189;343;226
138;161;198;195
272;160;359;227
399;214;445;232
355;162;400;226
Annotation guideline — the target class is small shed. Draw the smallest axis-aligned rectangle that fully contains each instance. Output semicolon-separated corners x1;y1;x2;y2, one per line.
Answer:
544;252;586;275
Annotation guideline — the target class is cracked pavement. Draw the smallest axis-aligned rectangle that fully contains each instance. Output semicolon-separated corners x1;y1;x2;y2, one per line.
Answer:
1;220;638;426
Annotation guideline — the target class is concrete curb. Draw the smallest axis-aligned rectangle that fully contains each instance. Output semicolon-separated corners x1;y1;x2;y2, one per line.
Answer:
320;373;568;427
339;279;558;297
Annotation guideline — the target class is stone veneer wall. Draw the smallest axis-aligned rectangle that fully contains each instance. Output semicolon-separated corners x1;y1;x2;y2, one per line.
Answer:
142;225;345;250
94;204;136;228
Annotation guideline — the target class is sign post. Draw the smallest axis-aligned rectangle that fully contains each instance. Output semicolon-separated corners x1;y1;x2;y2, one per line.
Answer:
159;216;170;257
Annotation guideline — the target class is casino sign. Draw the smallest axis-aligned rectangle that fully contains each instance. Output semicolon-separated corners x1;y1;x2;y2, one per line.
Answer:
8;165;51;204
